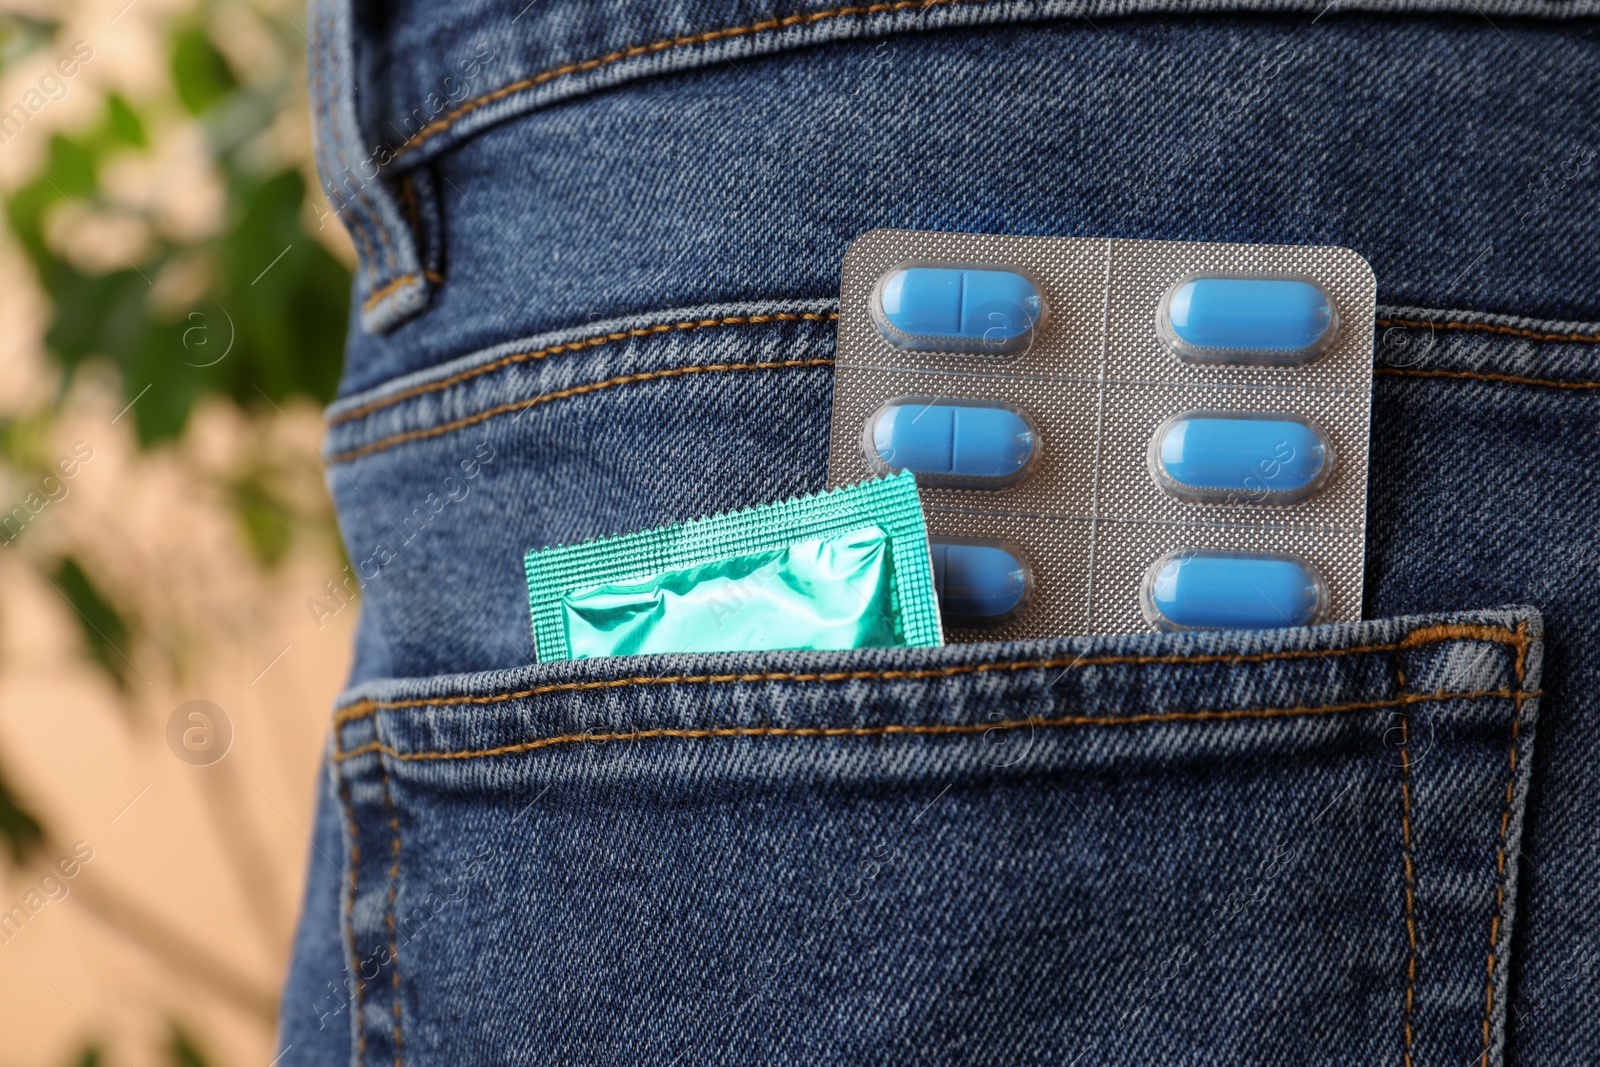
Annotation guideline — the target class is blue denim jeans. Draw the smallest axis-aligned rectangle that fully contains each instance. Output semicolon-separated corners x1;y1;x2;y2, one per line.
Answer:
285;2;1599;1063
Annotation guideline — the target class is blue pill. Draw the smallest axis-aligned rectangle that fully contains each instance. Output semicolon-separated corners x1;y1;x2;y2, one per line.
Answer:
930;539;1031;622
1142;551;1326;631
1153;412;1330;503
874;266;1044;353
868;400;1036;487
1161;277;1336;363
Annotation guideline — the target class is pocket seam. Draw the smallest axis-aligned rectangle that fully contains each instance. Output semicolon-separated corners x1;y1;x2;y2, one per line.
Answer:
333;617;1538;1063
328;311;840;428
1478;619;1532;1065
336;772;368;1060
1374;317;1600;346
328;357;835;465
334;686;1532;764
1376;367;1600;391
382;762;404;1066
332;622;1528;723
1396;647;1420;1066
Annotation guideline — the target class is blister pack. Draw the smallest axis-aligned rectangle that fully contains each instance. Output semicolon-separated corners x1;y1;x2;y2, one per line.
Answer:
826;229;1377;640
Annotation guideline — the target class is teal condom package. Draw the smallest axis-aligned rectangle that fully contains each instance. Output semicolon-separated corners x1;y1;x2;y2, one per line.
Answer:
524;471;944;662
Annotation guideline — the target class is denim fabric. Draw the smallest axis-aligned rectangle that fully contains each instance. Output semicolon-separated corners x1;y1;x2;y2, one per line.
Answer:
1366;313;1600;1064
358;0;1600;183
309;0;430;332
283;6;1600;1066
298;609;1538;1065
333;16;1600;392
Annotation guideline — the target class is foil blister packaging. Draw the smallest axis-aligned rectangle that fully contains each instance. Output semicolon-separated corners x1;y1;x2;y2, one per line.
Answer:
826;228;1377;641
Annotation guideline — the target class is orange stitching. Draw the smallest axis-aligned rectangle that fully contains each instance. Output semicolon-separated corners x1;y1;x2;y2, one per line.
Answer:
318;16;369;1034
330;627;1532;727
1376;317;1600;345
1397;624;1528;651
328;358;835;464
382;762;402;1067
1377;367;1600;391
349;190;398;287
1478;620;1530;1066
334;688;1534;764
399;173;421;243
335;770;366;1057
393;0;981;157
328;311;840;427
327;310;1592;428
362;273;425;312
346;218;382;288
321;302;1599;460
1395;652;1418;1067
1512;621;1530;685
332;618;1538;1059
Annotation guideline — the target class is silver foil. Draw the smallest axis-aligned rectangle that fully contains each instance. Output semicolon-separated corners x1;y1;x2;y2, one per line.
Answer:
827;228;1376;640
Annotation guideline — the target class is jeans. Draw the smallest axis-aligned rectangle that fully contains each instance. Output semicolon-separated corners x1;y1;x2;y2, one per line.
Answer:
284;2;1600;1063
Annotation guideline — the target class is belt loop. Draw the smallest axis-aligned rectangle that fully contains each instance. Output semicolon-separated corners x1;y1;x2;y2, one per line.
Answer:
308;0;432;333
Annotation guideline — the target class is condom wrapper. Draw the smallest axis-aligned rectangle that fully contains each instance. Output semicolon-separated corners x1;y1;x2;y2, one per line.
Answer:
525;471;943;662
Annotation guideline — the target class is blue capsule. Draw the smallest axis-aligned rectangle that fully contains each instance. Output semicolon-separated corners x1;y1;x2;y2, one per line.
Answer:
867;399;1037;488
1152;412;1332;504
1141;551;1326;631
1159;276;1337;364
930;538;1032;623
873;264;1045;353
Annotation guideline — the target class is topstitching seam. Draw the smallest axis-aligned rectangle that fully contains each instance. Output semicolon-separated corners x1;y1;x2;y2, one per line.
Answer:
328;311;838;426
380;760;402;1067
329;312;1598;432
327;358;835;464
1477;619;1530;1066
334;687;1533;764
362;274;422;312
1375;366;1600;390
1396;647;1419;1067
392;0;987;158
311;17;378;290
331;623;1527;725
334;769;367;1059
1376;317;1600;344
321;317;1600;467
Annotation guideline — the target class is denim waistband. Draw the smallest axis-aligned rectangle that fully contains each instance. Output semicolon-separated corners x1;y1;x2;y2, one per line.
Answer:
310;0;1600;337
355;0;1600;172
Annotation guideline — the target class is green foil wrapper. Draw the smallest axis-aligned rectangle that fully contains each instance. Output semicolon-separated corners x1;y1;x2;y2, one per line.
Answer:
561;525;898;659
524;471;942;662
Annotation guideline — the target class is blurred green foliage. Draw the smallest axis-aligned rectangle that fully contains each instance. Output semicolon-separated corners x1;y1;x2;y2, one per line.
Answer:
168;1024;218;1067
0;16;54;65
171;22;237;115
3;12;351;447
50;556;136;691
229;464;295;566
67;1023;220;1067
0;770;44;864
0;7;350;866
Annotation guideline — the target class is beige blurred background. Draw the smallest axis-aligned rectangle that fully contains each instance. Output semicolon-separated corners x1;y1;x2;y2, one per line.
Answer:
0;0;355;1062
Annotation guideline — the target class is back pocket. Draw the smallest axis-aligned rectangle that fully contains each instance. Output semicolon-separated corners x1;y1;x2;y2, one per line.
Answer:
324;606;1539;1066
